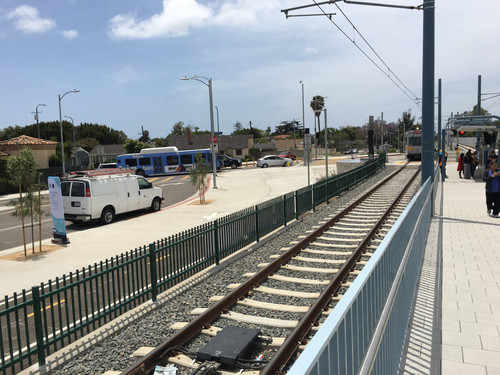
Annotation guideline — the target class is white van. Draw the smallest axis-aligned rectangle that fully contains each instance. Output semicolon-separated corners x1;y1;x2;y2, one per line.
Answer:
60;171;164;224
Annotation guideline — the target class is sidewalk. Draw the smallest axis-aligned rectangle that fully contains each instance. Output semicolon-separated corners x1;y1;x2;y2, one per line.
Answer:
402;163;500;374
0;163;333;297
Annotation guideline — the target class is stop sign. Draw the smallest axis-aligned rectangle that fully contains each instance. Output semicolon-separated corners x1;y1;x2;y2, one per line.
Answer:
211;135;218;144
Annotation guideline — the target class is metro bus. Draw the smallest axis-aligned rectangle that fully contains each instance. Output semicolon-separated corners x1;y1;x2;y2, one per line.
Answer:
116;146;219;177
405;130;422;161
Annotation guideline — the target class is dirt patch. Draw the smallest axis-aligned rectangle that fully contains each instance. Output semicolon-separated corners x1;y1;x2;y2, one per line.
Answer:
0;245;65;261
188;199;215;206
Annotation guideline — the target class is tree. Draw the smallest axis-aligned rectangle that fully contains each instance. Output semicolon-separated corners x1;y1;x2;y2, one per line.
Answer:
310;95;325;135
77;137;100;152
274;120;302;137
6;148;43;257
233;121;243;132
124;139;151;153
189;153;209;204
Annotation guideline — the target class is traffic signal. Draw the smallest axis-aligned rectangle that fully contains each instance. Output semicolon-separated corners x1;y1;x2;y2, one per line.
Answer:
451;129;457;136
459;130;465;135
315;132;320;146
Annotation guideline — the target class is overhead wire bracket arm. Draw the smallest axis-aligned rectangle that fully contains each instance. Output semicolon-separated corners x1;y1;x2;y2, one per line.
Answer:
343;1;422;10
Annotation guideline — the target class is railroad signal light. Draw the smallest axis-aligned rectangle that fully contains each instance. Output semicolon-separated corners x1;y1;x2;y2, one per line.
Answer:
459;131;465;135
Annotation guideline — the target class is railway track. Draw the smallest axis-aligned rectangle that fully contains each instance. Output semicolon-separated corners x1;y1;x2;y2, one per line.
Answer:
119;164;420;375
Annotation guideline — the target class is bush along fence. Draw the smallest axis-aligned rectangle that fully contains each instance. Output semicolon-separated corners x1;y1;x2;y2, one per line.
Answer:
0;155;386;374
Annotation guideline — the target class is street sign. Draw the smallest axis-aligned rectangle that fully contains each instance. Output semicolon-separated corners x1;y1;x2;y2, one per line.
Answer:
210;135;218;144
304;133;311;148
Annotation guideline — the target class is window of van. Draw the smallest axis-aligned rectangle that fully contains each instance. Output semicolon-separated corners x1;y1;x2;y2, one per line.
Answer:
180;154;193;164
167;156;179;165
125;159;137;167
139;158;151;166
137;178;151;190
61;181;71;196
71;181;85;197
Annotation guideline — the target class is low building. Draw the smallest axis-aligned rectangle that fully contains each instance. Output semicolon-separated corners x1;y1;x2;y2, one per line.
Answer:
0;135;57;169
89;144;126;167
168;134;254;159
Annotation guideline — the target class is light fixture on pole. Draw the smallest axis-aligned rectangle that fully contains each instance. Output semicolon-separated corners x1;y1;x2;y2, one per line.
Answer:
215;105;220;134
34;104;47;139
58;89;80;174
64;116;77;166
181;75;217;189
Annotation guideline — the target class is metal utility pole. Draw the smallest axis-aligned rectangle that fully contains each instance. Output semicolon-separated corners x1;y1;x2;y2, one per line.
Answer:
34;104;46;139
324;109;328;178
476;75;482;151
380;112;384;147
181;75;217;189
58;89;79;174
421;0;435;185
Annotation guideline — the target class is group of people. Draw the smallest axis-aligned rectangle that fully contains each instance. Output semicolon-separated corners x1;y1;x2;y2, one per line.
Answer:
456;149;478;178
455;148;499;218
482;151;499;218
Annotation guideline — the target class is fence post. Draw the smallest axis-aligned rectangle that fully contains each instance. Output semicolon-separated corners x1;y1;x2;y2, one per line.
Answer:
31;286;46;367
295;191;299;220
214;220;220;265
312;184;316;212
283;195;287;227
255;205;260;242
149;243;158;302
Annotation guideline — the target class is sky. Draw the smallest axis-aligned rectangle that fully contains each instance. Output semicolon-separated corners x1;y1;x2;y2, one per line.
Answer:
1;0;499;139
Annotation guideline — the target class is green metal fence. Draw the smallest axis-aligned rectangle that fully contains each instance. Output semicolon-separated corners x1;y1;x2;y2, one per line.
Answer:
0;155;385;374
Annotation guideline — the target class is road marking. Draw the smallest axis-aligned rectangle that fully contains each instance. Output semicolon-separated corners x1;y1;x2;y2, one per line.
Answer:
181;175;190;180
148;177;159;183
165;176;175;181
0;218;53;232
27;299;66;318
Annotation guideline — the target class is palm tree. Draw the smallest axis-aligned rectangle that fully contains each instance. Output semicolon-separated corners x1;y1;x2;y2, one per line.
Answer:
310;95;325;135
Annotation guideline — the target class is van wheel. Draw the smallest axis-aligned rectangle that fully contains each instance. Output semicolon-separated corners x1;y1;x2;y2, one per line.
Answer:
100;207;115;225
151;197;162;212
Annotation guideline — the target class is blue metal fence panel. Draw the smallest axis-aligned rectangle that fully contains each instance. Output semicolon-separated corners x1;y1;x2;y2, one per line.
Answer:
288;170;435;375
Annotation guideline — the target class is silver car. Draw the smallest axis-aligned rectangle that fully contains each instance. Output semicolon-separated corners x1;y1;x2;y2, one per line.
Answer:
257;155;292;168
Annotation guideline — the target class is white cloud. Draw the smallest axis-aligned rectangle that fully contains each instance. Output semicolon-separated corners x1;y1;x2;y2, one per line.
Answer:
7;5;55;33
108;0;212;39
61;30;78;40
212;1;278;27
113;67;138;84
304;47;318;54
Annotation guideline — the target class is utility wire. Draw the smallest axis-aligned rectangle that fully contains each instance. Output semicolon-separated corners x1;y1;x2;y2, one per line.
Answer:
311;0;421;108
485;97;500;111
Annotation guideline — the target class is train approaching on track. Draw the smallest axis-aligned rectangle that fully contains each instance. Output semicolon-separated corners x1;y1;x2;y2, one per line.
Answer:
405;130;422;161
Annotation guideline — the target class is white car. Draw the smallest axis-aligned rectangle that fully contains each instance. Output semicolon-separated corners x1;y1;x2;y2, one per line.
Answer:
257;155;292;168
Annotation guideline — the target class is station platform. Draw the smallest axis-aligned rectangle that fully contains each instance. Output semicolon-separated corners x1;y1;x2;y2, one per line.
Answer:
401;162;500;374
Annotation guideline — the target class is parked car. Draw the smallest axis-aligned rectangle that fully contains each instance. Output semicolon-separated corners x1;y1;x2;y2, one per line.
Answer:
60;171;164;224
257;155;292;168
343;149;358;155
278;151;296;160
218;155;242;169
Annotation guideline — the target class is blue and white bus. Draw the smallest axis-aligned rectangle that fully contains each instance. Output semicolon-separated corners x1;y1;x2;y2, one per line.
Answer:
116;147;219;176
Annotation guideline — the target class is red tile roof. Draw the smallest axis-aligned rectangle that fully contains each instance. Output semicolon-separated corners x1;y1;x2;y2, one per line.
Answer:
0;150;9;157
0;135;57;146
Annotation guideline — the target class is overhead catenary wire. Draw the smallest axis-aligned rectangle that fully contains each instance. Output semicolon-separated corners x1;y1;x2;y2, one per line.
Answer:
310;0;421;109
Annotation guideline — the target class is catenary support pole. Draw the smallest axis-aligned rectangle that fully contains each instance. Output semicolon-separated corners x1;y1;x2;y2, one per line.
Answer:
421;0;435;185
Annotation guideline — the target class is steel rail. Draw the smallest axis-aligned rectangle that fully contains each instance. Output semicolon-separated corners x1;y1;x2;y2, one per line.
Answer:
121;164;411;375
261;166;420;375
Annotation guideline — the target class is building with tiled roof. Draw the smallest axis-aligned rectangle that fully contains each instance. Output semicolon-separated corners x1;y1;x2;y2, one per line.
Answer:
0;135;58;168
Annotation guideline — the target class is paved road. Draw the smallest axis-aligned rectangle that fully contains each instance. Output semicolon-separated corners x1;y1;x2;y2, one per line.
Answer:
0;174;198;252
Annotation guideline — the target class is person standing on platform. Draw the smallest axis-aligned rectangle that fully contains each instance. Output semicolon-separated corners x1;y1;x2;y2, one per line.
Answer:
455;145;460;161
457;153;464;178
482;159;500;218
471;151;478;177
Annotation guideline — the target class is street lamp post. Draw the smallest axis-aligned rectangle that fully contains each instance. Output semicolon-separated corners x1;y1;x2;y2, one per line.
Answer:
181;75;217;189
58;89;79;174
215;106;220;134
64;116;77;166
34;104;46;139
